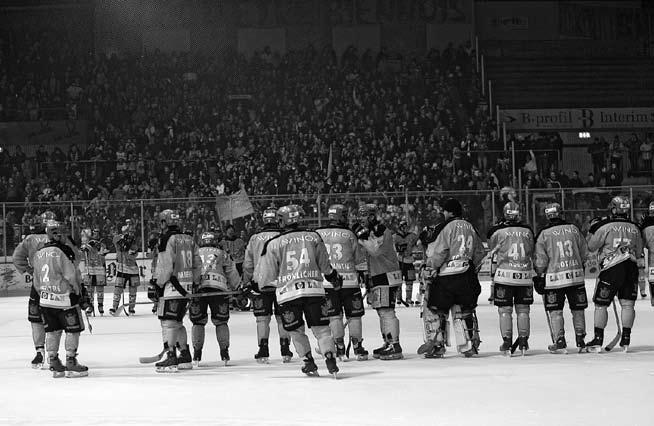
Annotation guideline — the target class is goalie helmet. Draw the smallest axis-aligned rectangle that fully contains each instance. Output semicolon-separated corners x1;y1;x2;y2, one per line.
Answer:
328;204;348;226
277;205;302;229
200;231;221;248
609;195;630;218
262;207;277;225
503;202;521;222
160;209;181;229
544;203;562;221
45;220;64;243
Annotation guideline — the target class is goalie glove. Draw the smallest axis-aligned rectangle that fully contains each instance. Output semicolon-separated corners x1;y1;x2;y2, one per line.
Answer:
147;279;160;302
533;276;546;295
324;270;343;290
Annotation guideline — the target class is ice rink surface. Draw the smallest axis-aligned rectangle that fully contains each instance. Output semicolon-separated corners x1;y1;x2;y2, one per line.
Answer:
1;283;653;426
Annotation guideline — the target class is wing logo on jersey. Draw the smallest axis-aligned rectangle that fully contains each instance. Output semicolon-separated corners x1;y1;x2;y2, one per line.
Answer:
218;303;229;315
495;286;506;299
546;293;557;304
254;298;264;309
282;310;295;324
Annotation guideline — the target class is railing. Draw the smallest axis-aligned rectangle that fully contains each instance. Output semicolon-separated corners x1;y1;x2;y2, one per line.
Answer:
2;186;653;260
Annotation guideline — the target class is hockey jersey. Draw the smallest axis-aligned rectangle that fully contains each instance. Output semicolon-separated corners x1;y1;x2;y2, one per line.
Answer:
487;222;535;286
588;218;643;271
316;225;367;289
223;236;246;264
357;225;402;287
641;216;654;282
393;231;419;264
198;246;240;292
425;219;485;276
13;233;50;274
534;220;588;289
32;242;80;309
155;230;202;298
257;229;334;304
242;227;281;289
113;233;139;275
81;239;107;276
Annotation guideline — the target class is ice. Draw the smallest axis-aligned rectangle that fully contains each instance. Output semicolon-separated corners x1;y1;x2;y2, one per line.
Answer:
1;282;653;426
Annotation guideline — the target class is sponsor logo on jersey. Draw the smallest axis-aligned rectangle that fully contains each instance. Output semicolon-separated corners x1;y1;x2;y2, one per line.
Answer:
546;293;557;304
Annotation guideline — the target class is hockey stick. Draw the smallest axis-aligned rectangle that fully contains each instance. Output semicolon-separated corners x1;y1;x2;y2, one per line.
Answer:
83;310;93;334
139;348;166;364
113;290;244;316
111;301;153;317
345;288;366;358
604;300;622;351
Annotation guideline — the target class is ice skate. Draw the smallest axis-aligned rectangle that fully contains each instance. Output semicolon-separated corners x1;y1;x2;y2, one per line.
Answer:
109;307;117;316
516;336;529;356
586;335;604;353
424;342;446;359
31;349;45;369
379;343;403;360
324;351;339;379
575;334;587;353
98;304;104;316
548;336;568;354
193;348;202;367
128;308;136;315
255;339;270;364
618;333;630;353
220;348;230;366
49;355;66;378
335;338;346;361
301;354;319;377
65;356;88;378
155;351;178;373
372;341;389;359
461;345;479;358
85;305;94;316
499;337;512;356
351;338;369;361
417;338;436;355
641;291;647;299
178;348;193;370
280;338;293;363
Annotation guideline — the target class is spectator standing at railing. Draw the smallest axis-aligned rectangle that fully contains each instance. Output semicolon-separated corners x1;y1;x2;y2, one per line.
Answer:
588;138;606;177
640;138;653;173
568;171;584;188
627;133;641;175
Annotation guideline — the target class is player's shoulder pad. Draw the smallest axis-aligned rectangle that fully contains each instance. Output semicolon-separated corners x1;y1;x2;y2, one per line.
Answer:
486;221;508;239
44;241;76;263
589;217;636;235
640;216;654;231
419;221;448;245
535;220;577;240
158;229;183;252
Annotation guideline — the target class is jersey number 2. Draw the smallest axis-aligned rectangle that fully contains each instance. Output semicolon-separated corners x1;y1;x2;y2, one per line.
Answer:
41;264;50;282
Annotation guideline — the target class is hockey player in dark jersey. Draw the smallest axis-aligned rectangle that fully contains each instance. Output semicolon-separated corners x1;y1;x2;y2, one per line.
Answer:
586;196;643;352
488;202;535;355
393;219;419;305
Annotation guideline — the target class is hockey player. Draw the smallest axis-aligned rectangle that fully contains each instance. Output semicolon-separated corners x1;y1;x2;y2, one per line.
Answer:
316;204;369;361
423;198;485;357
13;211;77;369
533;203;589;353
256;205;343;377
241;208;293;363
488;202;535;355
641;201;654;306
352;204;404;360
393;219;419;305
153;210;202;372
190;230;240;366
80;228;108;316
586;196;643;352
223;224;246;276
110;220;140;315
32;221;89;378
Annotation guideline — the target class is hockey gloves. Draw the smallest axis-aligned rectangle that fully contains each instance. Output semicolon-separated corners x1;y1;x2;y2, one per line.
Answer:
75;285;91;310
147;279;160;302
240;280;260;296
351;223;370;240
325;270;343;290
533;276;546;295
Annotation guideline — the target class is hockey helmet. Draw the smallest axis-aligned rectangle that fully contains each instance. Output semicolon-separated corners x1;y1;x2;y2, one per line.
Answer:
441;198;462;217
328;204;348;225
544;203;562;220
398;217;409;231
160;209;181;228
91;228;101;239
262;207;277;225
80;228;92;244
200;231;221;248
277;205;302;229
648;201;654;217
40;210;56;224
609;195;630;218
503;202;521;222
357;204;377;223
45;220;63;242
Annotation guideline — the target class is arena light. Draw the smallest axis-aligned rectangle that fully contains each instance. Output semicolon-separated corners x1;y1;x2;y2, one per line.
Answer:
578;132;591;138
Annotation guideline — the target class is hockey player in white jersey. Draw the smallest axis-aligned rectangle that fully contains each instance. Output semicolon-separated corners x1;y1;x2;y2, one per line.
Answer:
488;202;535;355
316;204;369;360
640;201;654;306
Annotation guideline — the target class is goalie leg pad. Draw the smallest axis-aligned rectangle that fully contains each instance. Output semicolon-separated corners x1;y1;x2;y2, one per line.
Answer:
515;304;530;337
289;325;311;358
549;310;565;339
191;324;205;350
32;322;46;348
329;315;346;341
215;322;229;350
378;307;400;343
46;330;63;358
571;309;586;336
347;317;363;340
619;299;635;328
256;315;272;341
422;306;440;342
312;324;336;356
64;332;80;358
593;305;609;329
452;306;480;353
498;305;513;339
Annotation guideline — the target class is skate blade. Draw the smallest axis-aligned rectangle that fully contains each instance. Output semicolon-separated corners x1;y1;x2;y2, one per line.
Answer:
156;366;178;373
52;371;65;378
577;347;588;354
501;350;511;357
356;354;369;361
192;360;201;367
620;345;629;353
65;370;88;378
282;356;292;363
587;346;602;354
548;348;568;354
223;360;230;366
256;358;270;364
178;362;193;370
520;349;527;357
331;372;339;380
32;363;43;370
379;353;404;360
304;371;320;377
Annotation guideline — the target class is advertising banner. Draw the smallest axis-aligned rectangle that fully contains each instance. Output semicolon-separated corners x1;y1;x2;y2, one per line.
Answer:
501;108;654;130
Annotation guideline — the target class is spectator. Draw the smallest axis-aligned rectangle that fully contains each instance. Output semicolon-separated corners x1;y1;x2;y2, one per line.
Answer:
587;137;605;177
640;137;652;174
627;133;640;175
568;171;583;188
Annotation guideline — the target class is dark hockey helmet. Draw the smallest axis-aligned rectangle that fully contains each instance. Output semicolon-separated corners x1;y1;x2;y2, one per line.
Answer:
328;204;348;225
160;209;181;229
648;201;654;217
441;198;463;217
200;231;221;248
609;195;630;218
45;220;64;242
262;207;277;225
544;203;562;220
277;205;302;229
503;202;521;222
